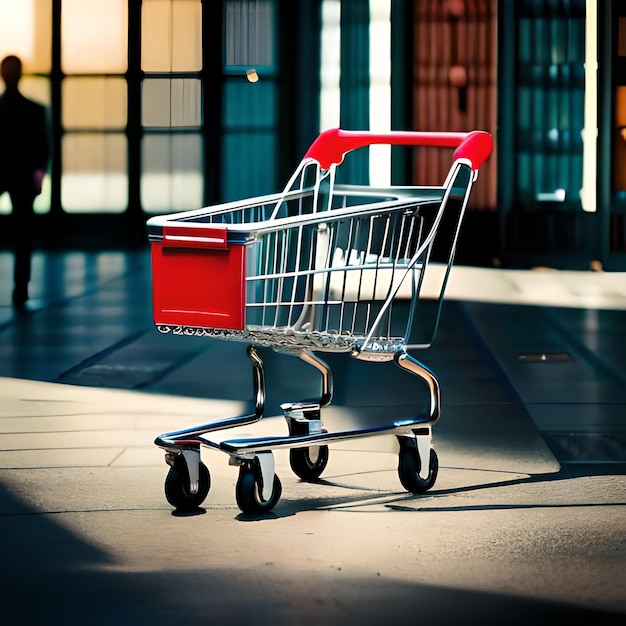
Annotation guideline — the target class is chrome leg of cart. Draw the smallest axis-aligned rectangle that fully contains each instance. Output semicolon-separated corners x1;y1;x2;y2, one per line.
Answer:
155;344;441;514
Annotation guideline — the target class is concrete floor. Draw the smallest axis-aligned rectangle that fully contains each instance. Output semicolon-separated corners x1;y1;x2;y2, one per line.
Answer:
0;250;624;625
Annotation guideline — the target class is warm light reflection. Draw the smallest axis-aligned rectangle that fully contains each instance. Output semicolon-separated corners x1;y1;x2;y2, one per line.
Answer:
63;77;127;129
61;0;128;73
0;0;34;61
142;0;202;72
0;0;51;73
61;134;128;213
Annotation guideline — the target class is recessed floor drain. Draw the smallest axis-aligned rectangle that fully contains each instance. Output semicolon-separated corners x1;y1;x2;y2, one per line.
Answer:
518;352;573;363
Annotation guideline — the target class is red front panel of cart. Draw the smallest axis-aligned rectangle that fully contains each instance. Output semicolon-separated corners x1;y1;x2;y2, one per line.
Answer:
151;235;246;331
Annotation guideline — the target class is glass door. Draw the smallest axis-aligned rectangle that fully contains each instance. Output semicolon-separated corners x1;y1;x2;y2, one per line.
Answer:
498;0;598;268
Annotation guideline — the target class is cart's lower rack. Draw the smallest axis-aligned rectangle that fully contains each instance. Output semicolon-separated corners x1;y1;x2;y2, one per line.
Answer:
159;416;433;455
156;324;407;359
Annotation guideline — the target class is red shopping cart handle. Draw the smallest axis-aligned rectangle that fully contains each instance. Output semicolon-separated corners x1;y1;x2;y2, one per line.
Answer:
304;128;493;171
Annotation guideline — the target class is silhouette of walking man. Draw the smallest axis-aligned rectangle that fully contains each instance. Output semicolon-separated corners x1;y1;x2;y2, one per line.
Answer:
0;55;50;308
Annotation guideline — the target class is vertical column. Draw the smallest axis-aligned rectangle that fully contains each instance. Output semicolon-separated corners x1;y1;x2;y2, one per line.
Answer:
201;0;224;205
390;0;413;186
277;0;322;178
339;0;370;184
127;0;143;241
497;0;516;248
50;0;63;218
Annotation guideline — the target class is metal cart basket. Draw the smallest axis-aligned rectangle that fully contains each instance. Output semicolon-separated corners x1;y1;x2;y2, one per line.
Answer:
147;128;493;514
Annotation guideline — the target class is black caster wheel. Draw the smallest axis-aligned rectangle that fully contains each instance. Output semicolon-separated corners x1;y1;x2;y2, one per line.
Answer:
397;441;438;494
164;458;211;510
235;465;282;514
289;445;329;481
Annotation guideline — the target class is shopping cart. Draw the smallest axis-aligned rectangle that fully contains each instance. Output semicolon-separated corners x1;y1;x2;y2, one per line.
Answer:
147;128;493;514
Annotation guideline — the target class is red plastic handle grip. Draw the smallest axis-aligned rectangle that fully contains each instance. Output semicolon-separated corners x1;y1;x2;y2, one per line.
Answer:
304;128;493;171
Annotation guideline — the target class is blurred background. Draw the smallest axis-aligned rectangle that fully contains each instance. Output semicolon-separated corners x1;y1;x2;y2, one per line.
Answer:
0;0;623;270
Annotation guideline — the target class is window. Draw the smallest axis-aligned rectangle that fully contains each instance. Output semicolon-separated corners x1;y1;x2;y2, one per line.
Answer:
142;0;202;72
0;0;52;72
0;0;52;214
141;0;204;214
514;0;586;209
221;0;278;202
0;0;302;227
60;0;128;213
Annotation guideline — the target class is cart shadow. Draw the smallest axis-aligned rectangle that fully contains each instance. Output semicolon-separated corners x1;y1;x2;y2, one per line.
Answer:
239;462;626;519
235;476;408;521
236;511;281;521
172;506;207;517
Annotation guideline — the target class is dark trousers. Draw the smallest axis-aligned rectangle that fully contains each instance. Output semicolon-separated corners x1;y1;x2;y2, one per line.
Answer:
4;187;35;301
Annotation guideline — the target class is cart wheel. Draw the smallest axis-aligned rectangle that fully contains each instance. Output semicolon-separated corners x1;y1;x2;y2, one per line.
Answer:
164;460;211;510
289;445;329;481
397;444;438;494
235;465;282;514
